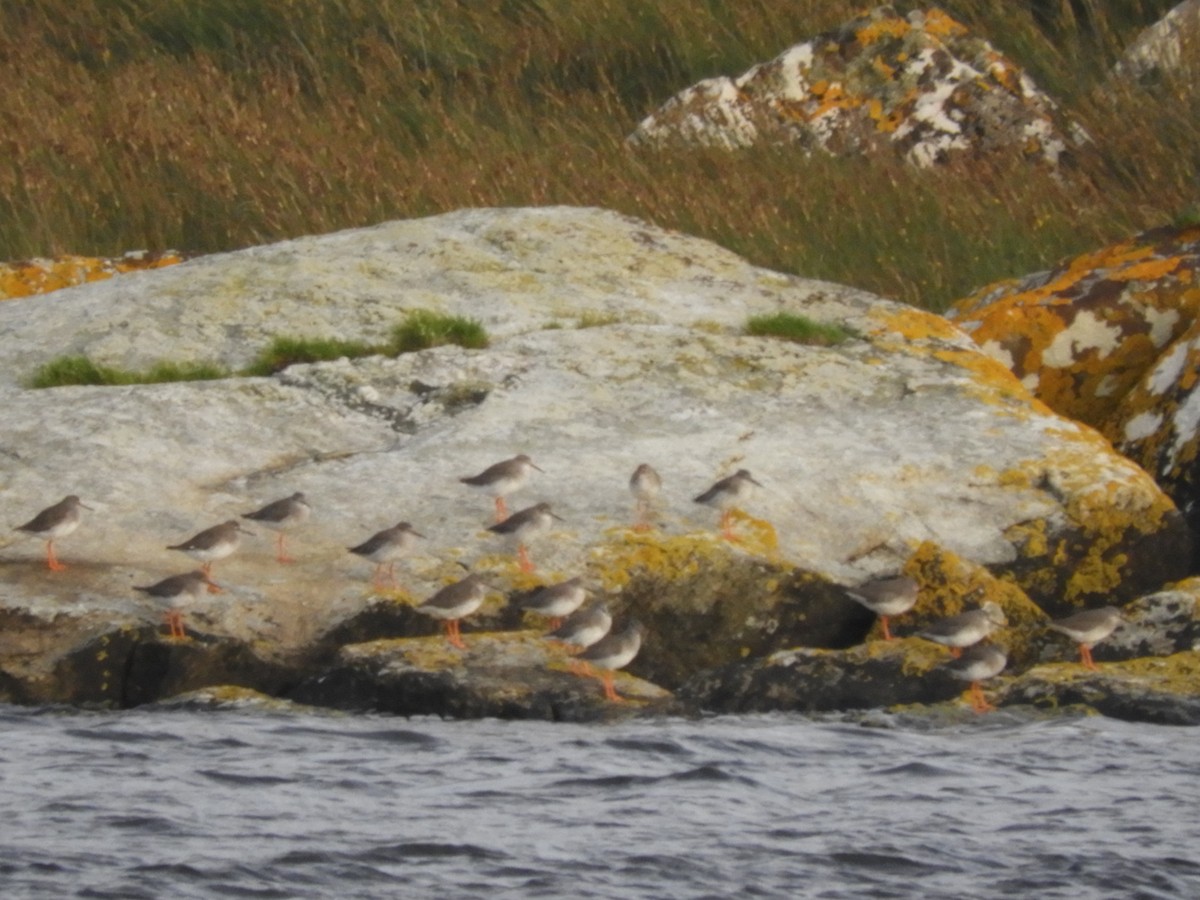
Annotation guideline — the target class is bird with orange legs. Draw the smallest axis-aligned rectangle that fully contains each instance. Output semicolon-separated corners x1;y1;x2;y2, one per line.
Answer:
487;502;562;573
845;574;919;641
134;570;221;640
167;520;251;589
573;619;646;702
348;521;425;589
942;643;1007;713
693;469;762;540
518;576;587;629
15;495;91;571
416;573;489;650
241;492;311;563
917;601;1007;657
1048;607;1123;670
460;455;543;523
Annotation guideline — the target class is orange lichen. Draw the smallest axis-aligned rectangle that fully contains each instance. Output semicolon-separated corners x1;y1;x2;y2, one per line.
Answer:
0;251;187;300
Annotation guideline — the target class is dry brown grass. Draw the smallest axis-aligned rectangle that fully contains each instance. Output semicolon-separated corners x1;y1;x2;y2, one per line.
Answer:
0;0;1192;310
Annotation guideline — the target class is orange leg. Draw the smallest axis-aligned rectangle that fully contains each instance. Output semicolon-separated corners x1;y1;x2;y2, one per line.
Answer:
1080;644;1097;670
45;541;66;572
599;671;625;702
371;562;397;589
880;617;894;641
968;681;995;713
517;544;534;573
494;497;508;523
949;647;962;659
275;533;295;564
633;501;652;533
444;619;466;650
719;510;736;541
569;659;594;677
163;610;188;640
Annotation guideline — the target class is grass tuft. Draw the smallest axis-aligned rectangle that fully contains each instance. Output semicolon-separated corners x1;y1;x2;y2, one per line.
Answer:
390;310;489;352
745;312;857;346
242;336;381;376
27;355;230;388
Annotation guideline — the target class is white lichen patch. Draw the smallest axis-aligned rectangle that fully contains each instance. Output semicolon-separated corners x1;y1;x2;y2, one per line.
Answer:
1042;311;1124;368
1148;339;1194;396
1124;410;1166;443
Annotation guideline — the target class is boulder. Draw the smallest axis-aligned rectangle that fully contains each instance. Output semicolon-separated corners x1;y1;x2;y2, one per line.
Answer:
0;206;1190;716
629;6;1082;168
1112;0;1200;86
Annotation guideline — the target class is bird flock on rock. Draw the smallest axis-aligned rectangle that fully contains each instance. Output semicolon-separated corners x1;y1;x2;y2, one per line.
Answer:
9;456;1128;708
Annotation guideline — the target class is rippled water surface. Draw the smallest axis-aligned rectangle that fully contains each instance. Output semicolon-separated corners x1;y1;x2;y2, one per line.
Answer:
1;705;1198;898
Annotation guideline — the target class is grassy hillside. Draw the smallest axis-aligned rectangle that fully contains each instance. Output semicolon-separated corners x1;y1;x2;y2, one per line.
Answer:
0;0;1192;309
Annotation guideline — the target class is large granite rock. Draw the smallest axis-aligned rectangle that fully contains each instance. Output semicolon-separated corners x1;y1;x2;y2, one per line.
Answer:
629;6;1083;168
0;206;1190;717
947;224;1200;545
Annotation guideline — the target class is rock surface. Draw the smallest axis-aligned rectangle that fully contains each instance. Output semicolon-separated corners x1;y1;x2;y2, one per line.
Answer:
948;224;1200;545
0;205;1192;720
629;6;1082;168
1112;0;1200;86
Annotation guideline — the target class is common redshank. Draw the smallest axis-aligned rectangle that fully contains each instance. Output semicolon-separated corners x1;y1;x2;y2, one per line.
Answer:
943;643;1007;713
348;522;425;588
917;601;1007;657
694;469;762;539
241;492;311;563
629;463;662;532
575;619;646;702
518;576;587;629
549;602;613;652
167;520;250;585
15;495;91;571
845;574;919;641
134;570;221;639
1048;606;1123;670
487;502;562;573
460;455;543;522
416;572;489;649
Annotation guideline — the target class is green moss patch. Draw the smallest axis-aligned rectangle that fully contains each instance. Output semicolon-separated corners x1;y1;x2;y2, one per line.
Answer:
745;312;857;346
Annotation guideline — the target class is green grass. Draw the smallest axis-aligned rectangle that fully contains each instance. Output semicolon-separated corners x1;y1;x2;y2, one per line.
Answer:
390;310;489;352
27;310;492;387
27;356;231;388
242;335;382;376
745;313;856;346
0;1;1192;311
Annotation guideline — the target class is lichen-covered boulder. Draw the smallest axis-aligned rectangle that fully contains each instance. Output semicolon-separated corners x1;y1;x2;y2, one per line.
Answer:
629;6;1082;168
289;631;673;722
0;206;1191;717
1112;0;1200;86
0;250;186;300
948;224;1200;540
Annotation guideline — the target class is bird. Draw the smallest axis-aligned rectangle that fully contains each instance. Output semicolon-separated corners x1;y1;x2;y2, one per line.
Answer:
348;522;425;589
518;577;587;629
241;492;311;563
460;454;543;522
942;643;1007;713
15;495;91;571
134;570;220;639
629;463;662;532
694;469;762;539
918;601;1007;657
575;619;647;702
549;602;613;652
845;574;919;641
1048;606;1123;670
416;573;489;650
167;520;250;582
487;502;562;573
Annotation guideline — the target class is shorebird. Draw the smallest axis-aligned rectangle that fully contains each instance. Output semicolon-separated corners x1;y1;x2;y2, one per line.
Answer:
845;574;919;641
416;573;489;650
549;603;613;653
348;522;425;589
943;643;1007;713
15;495;91;571
241;492;311;563
1048;606;1123;670
518;577;587;629
629;463;662;532
694;469;762;539
460;454;543;522
167;520;250;584
487;502;562;573
134;570;220;639
575;619;647;702
918;601;1007;657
